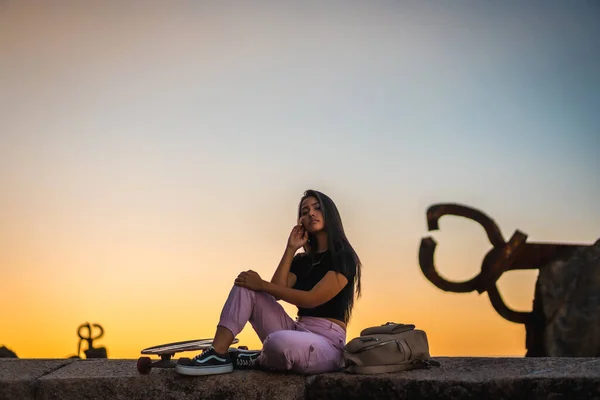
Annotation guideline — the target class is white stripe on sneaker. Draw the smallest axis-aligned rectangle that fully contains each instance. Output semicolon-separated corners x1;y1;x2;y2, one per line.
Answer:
194;355;227;364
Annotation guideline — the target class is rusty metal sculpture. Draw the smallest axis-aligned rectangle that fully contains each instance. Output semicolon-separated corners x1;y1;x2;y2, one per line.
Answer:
418;203;590;325
76;322;107;359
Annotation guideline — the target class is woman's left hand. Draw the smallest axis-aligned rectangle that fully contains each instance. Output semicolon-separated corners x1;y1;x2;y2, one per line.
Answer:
234;270;265;291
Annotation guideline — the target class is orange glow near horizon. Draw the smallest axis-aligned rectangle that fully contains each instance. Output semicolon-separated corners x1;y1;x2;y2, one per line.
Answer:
1;230;544;359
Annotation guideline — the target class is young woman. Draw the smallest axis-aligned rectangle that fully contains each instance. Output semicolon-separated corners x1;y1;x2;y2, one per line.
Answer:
176;189;362;376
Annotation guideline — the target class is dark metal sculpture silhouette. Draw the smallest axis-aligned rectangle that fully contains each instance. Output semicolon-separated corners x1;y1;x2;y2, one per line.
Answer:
418;203;590;324
76;322;107;359
0;346;17;358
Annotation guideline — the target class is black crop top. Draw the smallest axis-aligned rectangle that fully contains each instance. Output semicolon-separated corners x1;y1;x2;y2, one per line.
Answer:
289;250;356;323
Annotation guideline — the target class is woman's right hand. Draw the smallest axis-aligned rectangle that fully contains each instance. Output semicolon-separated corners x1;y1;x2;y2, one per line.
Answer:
287;223;308;251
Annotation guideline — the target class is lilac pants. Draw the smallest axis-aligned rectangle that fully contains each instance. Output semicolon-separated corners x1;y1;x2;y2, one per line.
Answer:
217;285;346;374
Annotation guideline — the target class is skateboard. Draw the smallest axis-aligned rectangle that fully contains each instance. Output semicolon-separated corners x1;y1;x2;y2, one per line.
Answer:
137;338;242;374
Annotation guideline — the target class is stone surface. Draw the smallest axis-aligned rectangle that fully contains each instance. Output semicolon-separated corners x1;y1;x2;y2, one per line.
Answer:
307;357;600;399
538;239;600;357
37;359;306;400
1;358;599;400
0;359;74;400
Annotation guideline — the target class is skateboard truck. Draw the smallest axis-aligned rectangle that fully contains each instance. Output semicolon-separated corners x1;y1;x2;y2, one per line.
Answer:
418;203;591;324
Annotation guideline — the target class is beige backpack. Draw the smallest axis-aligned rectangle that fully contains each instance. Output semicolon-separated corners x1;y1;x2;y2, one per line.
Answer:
343;322;440;374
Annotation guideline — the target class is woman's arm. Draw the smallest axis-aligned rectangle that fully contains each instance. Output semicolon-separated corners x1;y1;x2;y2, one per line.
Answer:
261;271;348;309
270;246;297;287
270;223;307;288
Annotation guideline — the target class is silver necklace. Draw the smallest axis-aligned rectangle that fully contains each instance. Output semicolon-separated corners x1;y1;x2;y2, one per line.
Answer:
312;253;326;266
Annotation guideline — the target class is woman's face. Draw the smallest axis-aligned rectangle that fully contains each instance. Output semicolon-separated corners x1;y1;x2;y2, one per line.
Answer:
299;196;325;233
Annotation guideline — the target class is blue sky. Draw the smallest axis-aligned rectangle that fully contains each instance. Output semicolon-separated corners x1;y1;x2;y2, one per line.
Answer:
0;0;598;357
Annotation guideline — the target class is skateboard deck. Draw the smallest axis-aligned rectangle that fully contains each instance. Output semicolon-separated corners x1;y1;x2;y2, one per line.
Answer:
137;338;241;374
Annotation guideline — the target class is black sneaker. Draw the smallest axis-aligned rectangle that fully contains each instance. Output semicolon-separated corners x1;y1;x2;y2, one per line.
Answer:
230;349;261;370
175;346;233;376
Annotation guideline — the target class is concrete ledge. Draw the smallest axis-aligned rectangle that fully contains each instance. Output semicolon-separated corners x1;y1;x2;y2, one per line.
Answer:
308;357;600;399
1;357;599;400
0;359;75;400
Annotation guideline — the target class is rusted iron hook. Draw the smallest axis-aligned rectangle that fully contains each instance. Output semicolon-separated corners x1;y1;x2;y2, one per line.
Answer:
419;203;588;324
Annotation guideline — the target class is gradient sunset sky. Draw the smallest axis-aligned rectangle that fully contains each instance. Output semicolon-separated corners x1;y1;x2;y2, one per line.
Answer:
1;1;598;359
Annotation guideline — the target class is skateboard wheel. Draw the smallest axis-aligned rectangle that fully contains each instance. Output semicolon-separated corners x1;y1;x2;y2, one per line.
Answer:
137;357;152;374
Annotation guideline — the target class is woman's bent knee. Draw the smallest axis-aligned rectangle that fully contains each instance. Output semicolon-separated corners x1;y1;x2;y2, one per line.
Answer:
231;285;276;302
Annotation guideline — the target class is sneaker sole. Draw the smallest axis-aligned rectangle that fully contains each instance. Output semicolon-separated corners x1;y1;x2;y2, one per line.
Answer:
175;364;233;376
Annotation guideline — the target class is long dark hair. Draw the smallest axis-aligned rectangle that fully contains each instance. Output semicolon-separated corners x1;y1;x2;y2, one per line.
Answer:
297;189;362;323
